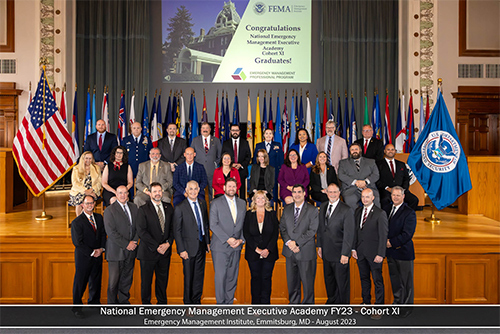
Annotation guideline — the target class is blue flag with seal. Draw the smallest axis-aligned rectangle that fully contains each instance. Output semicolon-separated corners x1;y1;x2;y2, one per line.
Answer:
407;91;472;210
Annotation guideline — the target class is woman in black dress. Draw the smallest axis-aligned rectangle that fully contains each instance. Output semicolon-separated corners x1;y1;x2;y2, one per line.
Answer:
309;151;339;203
249;149;275;201
243;190;279;304
101;146;133;206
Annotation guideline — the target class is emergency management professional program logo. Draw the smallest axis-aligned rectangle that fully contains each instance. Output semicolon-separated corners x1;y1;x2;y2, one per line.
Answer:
254;2;266;15
421;131;461;173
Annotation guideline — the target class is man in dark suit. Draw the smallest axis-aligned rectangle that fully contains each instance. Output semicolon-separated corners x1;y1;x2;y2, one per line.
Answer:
386;186;417;305
173;180;210;304
136;182;174;304
376;144;419;212
103;185;138;304
280;184;319;304
352;188;388;305
83;119;118;170
71;195;106;318
338;143;380;210
172;147;208;206
222;124;251;199
158;123;187;172
254;128;284;200
317;183;355;304
210;177;246;304
354;125;384;161
121;121;152;178
191;122;222;199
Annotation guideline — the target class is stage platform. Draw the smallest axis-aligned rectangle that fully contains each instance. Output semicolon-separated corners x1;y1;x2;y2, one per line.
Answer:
0;191;499;305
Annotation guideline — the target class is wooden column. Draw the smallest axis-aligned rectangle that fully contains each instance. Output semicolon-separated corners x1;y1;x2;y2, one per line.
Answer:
0;148;14;213
0;82;22;148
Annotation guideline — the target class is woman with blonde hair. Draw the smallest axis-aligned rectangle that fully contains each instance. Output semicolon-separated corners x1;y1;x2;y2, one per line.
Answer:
69;151;102;216
243;190;279;304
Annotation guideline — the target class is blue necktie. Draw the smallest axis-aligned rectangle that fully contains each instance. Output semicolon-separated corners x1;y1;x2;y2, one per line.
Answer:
188;165;192;180
193;201;204;241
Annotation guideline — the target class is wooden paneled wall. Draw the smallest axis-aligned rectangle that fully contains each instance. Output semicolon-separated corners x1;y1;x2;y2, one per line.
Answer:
1;236;498;305
0;82;21;149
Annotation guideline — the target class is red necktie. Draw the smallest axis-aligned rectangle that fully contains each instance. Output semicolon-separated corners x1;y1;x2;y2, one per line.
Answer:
98;134;103;151
205;137;209;154
389;160;395;178
364;139;368;154
361;207;368;228
233;140;238;163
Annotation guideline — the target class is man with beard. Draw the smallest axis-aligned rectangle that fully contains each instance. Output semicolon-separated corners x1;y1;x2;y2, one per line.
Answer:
338;143;380;210
191;122;222;200
210;178;246;304
173;180;210;304
134;147;173;207
136;182;174;304
221;124;251;199
315;120;348;172
158;123;187;172
376;144;419;212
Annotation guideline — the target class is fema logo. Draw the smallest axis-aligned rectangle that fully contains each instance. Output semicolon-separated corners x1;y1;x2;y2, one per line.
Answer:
421;131;461;173
232;68;246;81
254;2;266;15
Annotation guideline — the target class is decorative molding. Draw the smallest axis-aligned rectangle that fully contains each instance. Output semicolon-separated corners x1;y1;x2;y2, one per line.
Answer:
420;0;435;105
40;0;55;85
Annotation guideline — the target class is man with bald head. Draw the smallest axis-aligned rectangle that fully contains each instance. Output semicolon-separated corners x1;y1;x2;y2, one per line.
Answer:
121;121;153;178
376;143;419;213
352;188;388;305
103;185;139;304
83;119;118;170
172;147;208;206
354;125;384;161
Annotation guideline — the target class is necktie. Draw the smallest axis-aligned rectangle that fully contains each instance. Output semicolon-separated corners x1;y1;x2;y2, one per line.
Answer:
326;136;332;165
229;199;237;224
205;138;209;154
157;204;165;233
170;139;174;152
89;215;96;232
123;204;131;225
361;207;368;228
152;165;157;184
326;203;333;220
193;201;204;241
294;207;300;226
136;137;139;145
364;139;368;154
389;206;396;220
188;165;192;180
355;159;360;172
389;160;395;178
233;140;238;163
98;134;103;151
266;142;270;153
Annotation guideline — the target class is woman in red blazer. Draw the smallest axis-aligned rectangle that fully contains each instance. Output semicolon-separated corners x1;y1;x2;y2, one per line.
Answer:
212;152;241;198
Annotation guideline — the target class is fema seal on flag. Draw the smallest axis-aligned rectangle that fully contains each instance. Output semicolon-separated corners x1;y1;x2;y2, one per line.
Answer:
254;2;266;15
421;131;461;173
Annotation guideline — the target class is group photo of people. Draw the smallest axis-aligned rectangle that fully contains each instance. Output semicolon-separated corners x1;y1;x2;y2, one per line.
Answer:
70;117;418;318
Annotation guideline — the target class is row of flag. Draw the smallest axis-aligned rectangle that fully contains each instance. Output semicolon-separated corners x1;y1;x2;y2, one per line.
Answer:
12;68;470;214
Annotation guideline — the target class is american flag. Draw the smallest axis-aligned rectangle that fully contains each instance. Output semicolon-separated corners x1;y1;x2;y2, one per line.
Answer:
12;69;76;196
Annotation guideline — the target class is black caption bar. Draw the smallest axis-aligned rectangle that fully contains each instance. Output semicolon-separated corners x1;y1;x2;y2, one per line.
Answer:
1;305;499;328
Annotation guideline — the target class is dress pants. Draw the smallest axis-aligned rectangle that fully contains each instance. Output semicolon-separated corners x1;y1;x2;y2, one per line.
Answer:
356;256;384;304
140;255;171;304
343;187;380;211
247;259;276;304
107;251;136;304
182;241;207;304
323;259;350;304
212;249;241;304
73;255;103;304
285;255;316;304
387;257;414;304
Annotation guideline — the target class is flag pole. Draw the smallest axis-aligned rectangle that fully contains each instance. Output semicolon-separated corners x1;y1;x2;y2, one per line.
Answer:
35;57;53;221
423;78;443;224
